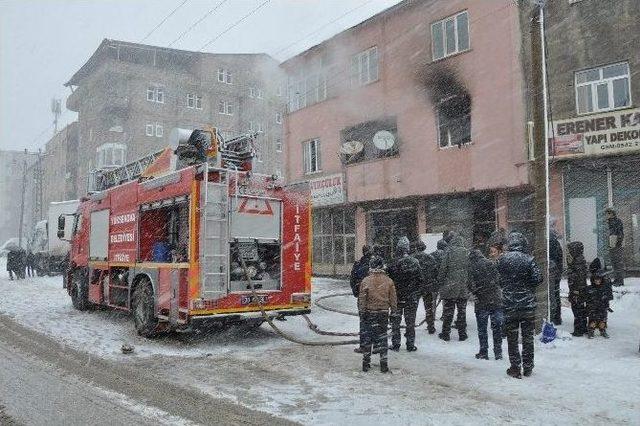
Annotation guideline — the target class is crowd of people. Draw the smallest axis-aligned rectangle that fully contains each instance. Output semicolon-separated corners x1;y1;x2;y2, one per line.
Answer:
5;248;35;280
350;218;620;378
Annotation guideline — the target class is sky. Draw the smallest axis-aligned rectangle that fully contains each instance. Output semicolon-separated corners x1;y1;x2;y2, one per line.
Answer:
0;0;402;152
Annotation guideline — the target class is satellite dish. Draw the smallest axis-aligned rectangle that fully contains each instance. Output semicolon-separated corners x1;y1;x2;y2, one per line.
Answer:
373;130;396;150
340;140;364;155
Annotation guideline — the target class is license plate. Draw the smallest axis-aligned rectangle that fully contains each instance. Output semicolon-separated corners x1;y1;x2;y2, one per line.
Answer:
240;295;269;305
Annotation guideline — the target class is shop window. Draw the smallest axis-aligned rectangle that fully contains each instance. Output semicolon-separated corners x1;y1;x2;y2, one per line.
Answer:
438;95;471;148
432;11;470;61
340;118;398;165
312;208;356;267
575;62;631;114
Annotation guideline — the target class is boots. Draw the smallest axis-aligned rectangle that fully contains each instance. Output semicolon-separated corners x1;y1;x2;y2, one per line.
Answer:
380;359;389;373
506;366;522;379
406;344;417;352
362;359;371;372
427;325;436;334
475;352;489;360
438;332;450;341
588;329;595;339
600;329;610;339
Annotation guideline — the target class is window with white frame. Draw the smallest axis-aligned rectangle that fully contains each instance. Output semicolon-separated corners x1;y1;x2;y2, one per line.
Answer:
256;88;263;99
146;86;164;103
96;143;126;169
217;68;233;84
575;62;631;115
437;95;471;148
275;138;282;152
218;100;233;115
303;139;321;174
255;149;263;163
187;94;203;109
155;123;163;137
145;124;154;136
276;85;283;97
249;121;264;133
288;73;328;112
431;11;470;61
275;112;282;124
249;87;255;98
351;47;378;86
146;123;163;137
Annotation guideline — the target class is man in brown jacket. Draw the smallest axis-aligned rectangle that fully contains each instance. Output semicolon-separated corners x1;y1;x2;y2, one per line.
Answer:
358;256;398;373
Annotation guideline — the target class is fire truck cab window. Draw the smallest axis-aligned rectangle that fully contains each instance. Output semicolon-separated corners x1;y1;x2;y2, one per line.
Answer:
139;200;189;262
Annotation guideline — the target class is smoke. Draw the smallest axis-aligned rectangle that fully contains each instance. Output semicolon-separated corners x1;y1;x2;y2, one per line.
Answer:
415;62;472;110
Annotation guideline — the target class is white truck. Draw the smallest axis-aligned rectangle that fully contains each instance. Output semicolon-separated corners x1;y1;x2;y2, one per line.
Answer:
30;200;79;276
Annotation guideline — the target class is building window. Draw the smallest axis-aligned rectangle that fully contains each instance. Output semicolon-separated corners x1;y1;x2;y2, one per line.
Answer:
276;85;283;97
275;138;282;152
288;73;328;112
256;88;263;99
187;94;202;109
432;11;470;61
437;95;471;148
275;112;282;124
217;68;233;84
145;124;154;136
146;123;163;137
575;62;631;115
312;209;356;267
147;86;164;103
249;121;264;133
303;139;321;174
96;143;126;169
218;100;233;115
155;123;163;137
351;46;378;86
255;149;263;163
249;87;255;98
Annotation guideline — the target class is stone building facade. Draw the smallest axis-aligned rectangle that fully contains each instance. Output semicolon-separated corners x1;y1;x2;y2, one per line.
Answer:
65;39;286;195
0;150;39;244
546;0;640;271
42;122;79;207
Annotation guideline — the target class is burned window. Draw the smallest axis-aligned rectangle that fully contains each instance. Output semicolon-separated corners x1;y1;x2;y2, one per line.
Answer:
437;95;471;148
340;118;398;164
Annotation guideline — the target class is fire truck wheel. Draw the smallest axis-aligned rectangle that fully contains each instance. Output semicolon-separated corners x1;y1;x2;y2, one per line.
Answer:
70;270;90;311
133;280;158;338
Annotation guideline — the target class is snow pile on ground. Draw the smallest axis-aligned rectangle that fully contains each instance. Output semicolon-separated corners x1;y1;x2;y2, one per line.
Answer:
1;259;639;425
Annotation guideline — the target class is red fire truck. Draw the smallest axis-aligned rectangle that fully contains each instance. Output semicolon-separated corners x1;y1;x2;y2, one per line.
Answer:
58;128;311;336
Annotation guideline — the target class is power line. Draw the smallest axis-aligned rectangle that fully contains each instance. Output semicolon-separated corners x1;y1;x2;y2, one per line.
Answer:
140;0;190;43
199;0;272;51
273;0;375;57
168;0;230;48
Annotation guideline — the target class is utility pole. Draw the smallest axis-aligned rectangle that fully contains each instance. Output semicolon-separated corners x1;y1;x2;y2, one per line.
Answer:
530;0;550;331
18;160;27;249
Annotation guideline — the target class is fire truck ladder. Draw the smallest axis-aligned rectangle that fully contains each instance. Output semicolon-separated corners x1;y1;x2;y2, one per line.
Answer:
92;149;165;192
199;162;230;299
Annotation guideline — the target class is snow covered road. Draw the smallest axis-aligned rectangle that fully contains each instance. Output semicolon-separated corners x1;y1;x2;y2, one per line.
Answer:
0;263;639;425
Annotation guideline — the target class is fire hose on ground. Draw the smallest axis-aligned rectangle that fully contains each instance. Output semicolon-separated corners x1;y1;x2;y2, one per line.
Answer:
240;258;441;345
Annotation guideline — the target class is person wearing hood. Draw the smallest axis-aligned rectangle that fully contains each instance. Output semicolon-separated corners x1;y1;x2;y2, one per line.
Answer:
350;245;373;353
496;232;543;379
487;228;507;259
437;233;470;342
358;256;397;373
387;241;423;351
468;249;503;360
585;258;613;338
549;229;564;325
412;240;439;334
605;207;625;286
566;241;588;337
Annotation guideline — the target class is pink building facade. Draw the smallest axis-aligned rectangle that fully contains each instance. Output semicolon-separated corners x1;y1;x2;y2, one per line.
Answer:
282;0;534;275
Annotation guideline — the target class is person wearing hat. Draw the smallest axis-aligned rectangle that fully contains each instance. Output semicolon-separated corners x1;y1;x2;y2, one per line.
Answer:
358;255;397;373
605;207;625;286
585;258;613;338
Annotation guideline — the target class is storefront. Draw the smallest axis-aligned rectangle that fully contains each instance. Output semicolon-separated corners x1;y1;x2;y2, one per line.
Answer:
550;108;640;271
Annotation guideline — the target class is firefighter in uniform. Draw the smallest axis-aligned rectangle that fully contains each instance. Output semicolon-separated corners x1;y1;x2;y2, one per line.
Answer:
387;239;423;352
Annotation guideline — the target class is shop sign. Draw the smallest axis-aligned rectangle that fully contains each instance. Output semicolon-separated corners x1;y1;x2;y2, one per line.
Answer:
309;173;345;206
550;108;640;158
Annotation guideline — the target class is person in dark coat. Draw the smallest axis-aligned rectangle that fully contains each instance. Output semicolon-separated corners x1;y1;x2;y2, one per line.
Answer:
358;255;397;373
468;249;503;360
549;229;564;325
25;250;35;278
437;234;470;342
487;228;506;260
566;241;588;337
6;250;17;280
412;240;438;334
350;245;373;353
387;242;423;352
605;208;625;286
586;259;613;338
497;232;543;379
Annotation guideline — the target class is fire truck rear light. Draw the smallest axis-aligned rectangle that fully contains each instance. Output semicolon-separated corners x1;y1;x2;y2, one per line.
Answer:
291;293;310;303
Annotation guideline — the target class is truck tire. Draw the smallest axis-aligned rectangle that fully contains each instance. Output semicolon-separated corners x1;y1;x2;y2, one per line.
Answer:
133;279;159;338
70;269;90;311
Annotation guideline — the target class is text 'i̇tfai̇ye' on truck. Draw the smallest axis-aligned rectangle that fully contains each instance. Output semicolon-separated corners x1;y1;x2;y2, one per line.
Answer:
57;128;312;337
